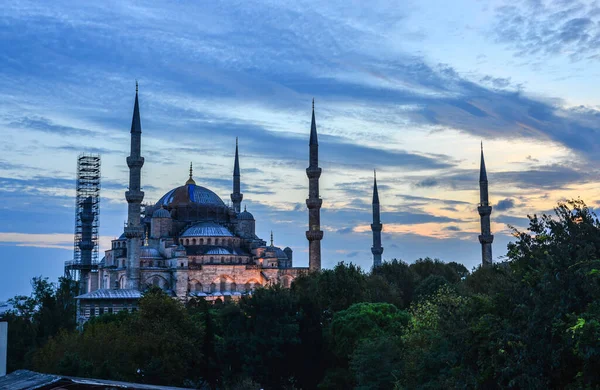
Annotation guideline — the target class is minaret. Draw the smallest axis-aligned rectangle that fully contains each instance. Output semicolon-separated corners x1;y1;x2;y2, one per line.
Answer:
478;143;493;267
371;170;383;268
306;99;323;271
124;82;145;290
231;137;243;213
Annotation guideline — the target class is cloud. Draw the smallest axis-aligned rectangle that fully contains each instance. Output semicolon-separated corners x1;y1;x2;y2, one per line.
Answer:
409;163;592;191
415;178;439;188
0;232;112;251
336;227;354;234
346;251;359;258
495;198;516;211
492;1;600;61
443;225;461;231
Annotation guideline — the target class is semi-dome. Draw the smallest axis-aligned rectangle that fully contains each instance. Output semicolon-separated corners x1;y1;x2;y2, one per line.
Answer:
152;207;171;218
181;221;233;238
156;183;225;208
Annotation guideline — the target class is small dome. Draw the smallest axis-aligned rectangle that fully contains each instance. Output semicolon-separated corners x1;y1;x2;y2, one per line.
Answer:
140;246;162;259
152;207;171;218
265;246;288;260
238;206;254;220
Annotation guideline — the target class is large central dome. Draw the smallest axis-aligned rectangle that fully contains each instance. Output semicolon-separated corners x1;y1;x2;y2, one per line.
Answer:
156;183;225;208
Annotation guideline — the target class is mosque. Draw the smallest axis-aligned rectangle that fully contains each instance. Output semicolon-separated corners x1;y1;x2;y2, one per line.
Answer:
75;86;324;323
75;85;494;324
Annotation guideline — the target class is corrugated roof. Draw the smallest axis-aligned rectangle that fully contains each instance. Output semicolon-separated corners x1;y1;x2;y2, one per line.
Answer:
0;369;195;389
76;289;142;300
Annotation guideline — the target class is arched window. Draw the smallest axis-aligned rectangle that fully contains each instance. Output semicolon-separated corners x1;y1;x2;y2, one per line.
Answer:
228;238;232;246
238;257;242;264
195;282;202;292
207;238;211;245
220;278;226;292
192;238;196;245
215;238;219;245
221;257;224;263
210;282;217;293
230;282;237;292
210;257;214;262
185;239;189;245
199;238;204;245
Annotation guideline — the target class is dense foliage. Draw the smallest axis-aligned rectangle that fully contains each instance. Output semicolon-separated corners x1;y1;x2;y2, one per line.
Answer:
2;199;599;389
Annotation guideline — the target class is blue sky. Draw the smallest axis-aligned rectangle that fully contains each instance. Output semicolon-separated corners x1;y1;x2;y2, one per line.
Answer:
2;0;600;300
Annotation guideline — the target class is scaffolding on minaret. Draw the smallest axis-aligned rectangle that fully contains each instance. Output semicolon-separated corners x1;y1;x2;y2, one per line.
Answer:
65;154;101;291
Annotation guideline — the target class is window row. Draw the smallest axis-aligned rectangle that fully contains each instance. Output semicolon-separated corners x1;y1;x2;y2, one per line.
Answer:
180;237;238;246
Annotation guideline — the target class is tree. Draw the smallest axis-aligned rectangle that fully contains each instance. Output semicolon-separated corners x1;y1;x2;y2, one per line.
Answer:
33;287;204;387
323;302;410;388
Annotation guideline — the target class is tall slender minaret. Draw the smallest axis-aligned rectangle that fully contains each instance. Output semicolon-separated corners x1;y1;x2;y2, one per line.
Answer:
371;170;383;268
306;99;323;271
478;143;493;267
231;137;243;213
124;82;145;289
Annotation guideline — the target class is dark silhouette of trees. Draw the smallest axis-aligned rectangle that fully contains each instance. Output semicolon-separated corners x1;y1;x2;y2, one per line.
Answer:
4;200;600;389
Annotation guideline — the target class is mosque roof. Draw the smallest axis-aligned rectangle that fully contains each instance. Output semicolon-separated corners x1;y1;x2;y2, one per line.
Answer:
76;289;142;300
156;183;225;208
140;246;162;259
180;222;233;237
206;247;235;255
152;207;171;218
264;246;289;260
185;245;249;256
238;206;254;220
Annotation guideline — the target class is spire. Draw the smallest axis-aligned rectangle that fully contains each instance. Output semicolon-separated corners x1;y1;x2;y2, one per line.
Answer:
244;204;247;212
309;98;318;146
373;169;380;204
270;230;274;247
186;162;196;185
371;169;383;268
306;98;323;271
480;142;488;182
477;143;493;267
231;138;243;213
131;81;141;134
234;137;240;176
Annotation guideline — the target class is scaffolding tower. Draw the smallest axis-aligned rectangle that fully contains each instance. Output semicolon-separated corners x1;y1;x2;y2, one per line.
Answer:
65;154;101;291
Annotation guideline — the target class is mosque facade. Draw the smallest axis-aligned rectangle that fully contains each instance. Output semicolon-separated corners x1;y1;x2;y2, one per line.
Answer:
76;86;322;323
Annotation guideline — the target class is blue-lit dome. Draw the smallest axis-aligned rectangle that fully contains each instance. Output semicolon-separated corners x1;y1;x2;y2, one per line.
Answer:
238;208;254;220
156;183;225;208
152;207;171;218
180;222;233;238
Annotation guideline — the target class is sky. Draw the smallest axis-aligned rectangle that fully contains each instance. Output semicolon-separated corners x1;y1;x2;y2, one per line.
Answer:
2;0;600;300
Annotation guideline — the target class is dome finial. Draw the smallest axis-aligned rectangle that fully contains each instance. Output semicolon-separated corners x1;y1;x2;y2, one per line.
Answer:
244;204;247;212
185;162;196;185
270;230;274;246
